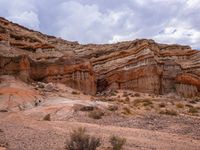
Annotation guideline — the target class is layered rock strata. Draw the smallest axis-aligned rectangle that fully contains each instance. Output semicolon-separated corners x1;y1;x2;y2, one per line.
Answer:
0;17;200;97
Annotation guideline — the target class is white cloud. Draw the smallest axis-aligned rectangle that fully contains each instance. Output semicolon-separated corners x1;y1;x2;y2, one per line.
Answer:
53;1;135;44
7;11;40;30
0;0;40;30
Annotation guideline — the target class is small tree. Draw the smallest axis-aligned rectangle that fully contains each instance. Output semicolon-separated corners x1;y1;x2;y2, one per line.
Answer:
109;135;126;150
66;127;101;150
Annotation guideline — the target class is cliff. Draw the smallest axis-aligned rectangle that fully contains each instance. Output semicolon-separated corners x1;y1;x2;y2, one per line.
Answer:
0;17;199;97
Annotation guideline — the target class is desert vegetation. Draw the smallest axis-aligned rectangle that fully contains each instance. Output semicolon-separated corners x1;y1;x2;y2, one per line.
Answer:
159;109;178;116
109;135;126;150
65;128;127;150
65;128;101;150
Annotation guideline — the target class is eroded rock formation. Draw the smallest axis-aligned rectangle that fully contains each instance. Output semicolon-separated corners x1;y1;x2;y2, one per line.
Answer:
0;17;200;97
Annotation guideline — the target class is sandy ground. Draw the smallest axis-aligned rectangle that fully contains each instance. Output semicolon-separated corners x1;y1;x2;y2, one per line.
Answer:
0;112;200;150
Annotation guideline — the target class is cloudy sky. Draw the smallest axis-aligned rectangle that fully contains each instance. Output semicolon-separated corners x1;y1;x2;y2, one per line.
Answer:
0;0;199;49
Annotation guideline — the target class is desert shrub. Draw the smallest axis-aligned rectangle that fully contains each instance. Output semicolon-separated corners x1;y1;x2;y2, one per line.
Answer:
185;104;194;108
0;129;8;148
189;100;197;104
159;103;166;108
125;97;130;102
194;98;200;102
122;92;128;97
134;93;140;97
122;107;131;115
99;98;115;102
159;109;178;116
73;104;94;112
43;114;51;121
176;103;184;108
72;91;79;95
109;135;126;150
88;109;104;119
108;105;118;111
133;99;153;107
0;109;8;112
66;127;101;150
133;99;142;107
188;107;198;114
143;100;153;106
110;90;117;96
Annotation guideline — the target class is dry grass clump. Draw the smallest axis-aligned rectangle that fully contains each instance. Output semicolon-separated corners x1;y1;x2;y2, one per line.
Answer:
65;127;101;150
133;99;153;107
134;93;140;97
188;107;199;114
189;100;197;104
185;104;194;108
122;92;129;97
88;109;104;119
176;103;184;108
0;109;8;112
159;109;178;116
193;98;200;102
108;105;118;111
0;129;8;148
71;91;80;95
109;135;126;150
99;98;115;102
143;100;153;107
125;97;130;103
110;90;117;96
73;104;94;112
159;103;166;108
122;106;131;115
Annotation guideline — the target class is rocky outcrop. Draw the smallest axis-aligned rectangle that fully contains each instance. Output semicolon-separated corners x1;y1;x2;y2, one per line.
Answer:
0;17;96;95
0;17;200;97
0;55;96;95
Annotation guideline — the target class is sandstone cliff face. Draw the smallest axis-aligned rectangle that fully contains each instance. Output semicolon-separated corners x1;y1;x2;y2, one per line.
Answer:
0;17;200;97
0;17;96;95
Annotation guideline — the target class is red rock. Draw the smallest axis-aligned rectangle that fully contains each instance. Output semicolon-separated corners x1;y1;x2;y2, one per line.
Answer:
0;17;199;97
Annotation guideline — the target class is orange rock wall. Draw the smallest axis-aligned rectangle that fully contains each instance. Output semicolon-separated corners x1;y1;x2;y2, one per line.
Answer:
0;17;200;97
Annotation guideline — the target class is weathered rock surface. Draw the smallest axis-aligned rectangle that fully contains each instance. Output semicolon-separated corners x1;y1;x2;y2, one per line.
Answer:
0;17;200;97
